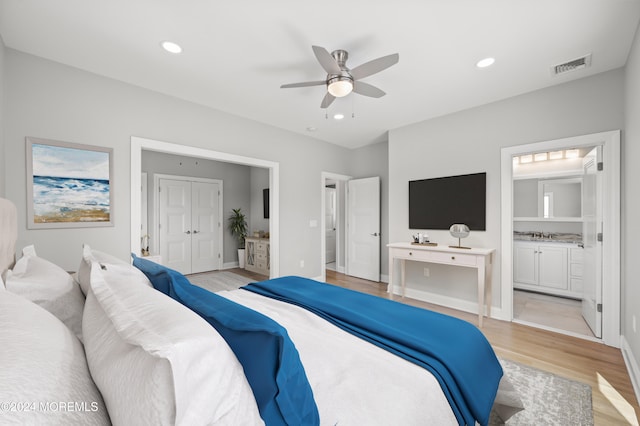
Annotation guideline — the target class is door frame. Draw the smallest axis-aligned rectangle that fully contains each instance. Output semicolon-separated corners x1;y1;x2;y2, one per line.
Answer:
500;130;620;347
153;174;223;272
131;136;280;277
320;172;351;282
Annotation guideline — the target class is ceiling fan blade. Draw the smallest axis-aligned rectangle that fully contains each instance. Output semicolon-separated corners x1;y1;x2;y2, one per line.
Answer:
320;92;336;109
353;81;386;98
350;53;399;80
312;45;342;75
280;81;326;89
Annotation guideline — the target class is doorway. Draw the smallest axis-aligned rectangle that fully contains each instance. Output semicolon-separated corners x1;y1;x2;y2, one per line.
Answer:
130;136;280;278
501;130;620;347
321;172;350;282
320;173;381;283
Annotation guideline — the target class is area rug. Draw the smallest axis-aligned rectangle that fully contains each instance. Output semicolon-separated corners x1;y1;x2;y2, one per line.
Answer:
490;358;593;425
186;270;255;293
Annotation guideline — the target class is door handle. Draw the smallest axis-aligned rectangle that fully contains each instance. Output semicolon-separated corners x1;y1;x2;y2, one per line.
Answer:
185;230;191;234
193;230;199;234
371;232;379;236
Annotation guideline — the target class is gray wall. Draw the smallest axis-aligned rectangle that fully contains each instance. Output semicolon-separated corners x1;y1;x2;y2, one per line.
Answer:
389;69;624;309
3;49;353;275
141;151;253;264
624;23;640;375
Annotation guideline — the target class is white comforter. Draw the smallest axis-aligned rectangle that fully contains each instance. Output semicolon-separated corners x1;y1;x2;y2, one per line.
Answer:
218;289;459;426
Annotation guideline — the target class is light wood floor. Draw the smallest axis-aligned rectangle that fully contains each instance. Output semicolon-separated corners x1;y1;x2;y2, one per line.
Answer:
232;268;640;425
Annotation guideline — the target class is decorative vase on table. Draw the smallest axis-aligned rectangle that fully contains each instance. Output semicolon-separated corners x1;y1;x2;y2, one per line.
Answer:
449;224;471;249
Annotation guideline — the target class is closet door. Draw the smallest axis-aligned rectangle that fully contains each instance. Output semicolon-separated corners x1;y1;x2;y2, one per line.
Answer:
191;181;220;273
159;179;192;274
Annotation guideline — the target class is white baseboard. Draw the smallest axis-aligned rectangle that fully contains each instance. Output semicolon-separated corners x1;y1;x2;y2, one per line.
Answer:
389;285;504;321
621;335;640;408
222;261;239;269
380;274;389;284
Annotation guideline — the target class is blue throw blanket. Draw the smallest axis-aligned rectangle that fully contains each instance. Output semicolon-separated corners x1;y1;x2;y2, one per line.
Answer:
131;255;319;426
243;276;502;426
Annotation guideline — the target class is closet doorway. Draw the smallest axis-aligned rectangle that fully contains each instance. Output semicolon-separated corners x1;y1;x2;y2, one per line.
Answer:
155;175;222;275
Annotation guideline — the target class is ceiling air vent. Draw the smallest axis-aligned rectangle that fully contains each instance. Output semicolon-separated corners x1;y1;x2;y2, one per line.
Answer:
552;54;592;76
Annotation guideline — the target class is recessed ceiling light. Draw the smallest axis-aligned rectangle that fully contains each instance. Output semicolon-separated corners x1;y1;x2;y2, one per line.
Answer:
333;113;345;120
161;41;182;54
476;57;495;68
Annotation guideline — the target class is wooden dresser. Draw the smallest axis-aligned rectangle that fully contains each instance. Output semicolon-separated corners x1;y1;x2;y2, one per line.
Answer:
245;237;270;276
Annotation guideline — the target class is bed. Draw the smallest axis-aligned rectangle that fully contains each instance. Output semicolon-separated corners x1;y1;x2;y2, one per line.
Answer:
0;197;521;425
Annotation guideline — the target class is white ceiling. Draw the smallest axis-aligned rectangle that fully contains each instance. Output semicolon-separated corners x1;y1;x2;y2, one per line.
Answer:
1;1;639;149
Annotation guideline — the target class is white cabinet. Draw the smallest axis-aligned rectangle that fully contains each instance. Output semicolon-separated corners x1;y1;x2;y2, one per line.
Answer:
569;247;584;294
514;241;579;297
245;238;270;276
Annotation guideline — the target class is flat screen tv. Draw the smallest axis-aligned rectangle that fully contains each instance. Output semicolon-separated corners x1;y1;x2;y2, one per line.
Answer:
409;172;486;230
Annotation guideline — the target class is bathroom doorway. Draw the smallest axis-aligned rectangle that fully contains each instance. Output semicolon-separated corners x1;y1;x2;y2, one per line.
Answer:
501;130;620;346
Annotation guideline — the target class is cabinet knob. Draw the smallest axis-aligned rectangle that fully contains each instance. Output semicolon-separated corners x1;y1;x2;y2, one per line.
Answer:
451;256;456;260
409;252;413;256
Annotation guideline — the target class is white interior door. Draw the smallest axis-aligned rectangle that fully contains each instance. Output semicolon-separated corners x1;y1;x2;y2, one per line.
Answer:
347;177;380;282
159;178;221;275
191;181;221;273
582;147;603;338
159;178;192;274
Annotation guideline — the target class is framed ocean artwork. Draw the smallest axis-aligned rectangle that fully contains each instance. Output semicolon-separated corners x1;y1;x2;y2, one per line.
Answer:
26;137;114;229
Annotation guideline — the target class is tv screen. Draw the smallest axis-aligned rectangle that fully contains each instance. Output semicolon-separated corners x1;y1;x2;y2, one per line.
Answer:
409;172;486;230
263;188;269;219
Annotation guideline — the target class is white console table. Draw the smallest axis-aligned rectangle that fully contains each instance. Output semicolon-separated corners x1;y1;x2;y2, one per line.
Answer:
387;242;495;327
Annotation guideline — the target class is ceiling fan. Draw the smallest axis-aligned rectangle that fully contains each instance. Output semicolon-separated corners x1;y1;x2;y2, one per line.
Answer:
280;45;399;109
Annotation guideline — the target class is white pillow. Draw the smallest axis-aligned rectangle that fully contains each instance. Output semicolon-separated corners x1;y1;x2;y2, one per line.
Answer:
77;244;151;296
0;290;109;425
83;261;262;426
5;245;85;341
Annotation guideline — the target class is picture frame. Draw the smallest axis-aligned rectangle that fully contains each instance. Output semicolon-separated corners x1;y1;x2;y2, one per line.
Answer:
26;137;114;229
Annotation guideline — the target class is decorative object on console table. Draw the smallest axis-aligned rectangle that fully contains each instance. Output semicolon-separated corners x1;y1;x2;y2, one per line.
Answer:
245;237;270;276
228;208;248;268
449;224;471;249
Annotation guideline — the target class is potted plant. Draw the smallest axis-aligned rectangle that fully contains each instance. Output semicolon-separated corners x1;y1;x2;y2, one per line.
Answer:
228;208;248;268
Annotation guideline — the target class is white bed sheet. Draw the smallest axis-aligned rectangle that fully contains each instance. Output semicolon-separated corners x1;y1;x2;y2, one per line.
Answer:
218;289;458;426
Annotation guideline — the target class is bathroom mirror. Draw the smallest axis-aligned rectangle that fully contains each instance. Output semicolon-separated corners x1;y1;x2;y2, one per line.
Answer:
538;177;582;218
513;177;582;219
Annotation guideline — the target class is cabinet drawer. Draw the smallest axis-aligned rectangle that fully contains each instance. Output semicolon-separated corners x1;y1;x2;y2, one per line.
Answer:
256;242;268;251
570;248;584;262
397;249;432;262
256;253;267;261
570;263;583;278
570;278;583;293
430;251;477;266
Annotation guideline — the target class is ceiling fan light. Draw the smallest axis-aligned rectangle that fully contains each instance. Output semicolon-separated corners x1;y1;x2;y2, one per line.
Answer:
328;78;353;97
